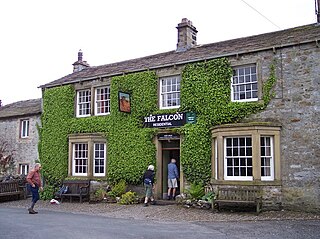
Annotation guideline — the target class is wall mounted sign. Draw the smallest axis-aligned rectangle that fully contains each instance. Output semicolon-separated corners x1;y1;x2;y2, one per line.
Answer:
143;112;196;128
118;91;131;113
157;133;180;140
186;112;197;124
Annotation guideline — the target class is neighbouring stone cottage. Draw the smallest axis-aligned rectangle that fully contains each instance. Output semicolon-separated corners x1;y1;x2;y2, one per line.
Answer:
0;99;42;176
39;19;320;212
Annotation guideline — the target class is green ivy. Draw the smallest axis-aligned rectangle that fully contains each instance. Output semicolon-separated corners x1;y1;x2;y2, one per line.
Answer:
179;58;277;183
39;58;276;187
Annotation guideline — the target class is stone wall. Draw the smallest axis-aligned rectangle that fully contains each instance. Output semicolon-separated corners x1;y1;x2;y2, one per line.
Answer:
0;114;41;175
242;42;320;212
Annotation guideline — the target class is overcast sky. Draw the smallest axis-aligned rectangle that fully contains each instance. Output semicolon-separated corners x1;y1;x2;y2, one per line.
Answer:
0;0;316;105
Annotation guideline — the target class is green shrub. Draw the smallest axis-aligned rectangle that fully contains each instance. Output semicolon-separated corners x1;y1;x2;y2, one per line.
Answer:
95;188;107;200
40;185;57;200
202;191;215;204
186;182;205;200
119;191;138;205
107;179;127;198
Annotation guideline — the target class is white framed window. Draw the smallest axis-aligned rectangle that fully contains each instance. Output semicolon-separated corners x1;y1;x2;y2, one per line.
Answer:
93;143;106;176
69;134;107;177
95;87;110;115
73;143;88;176
76;89;91;117
20;119;30;138
160;75;181;109
231;65;258;102
211;124;280;183
261;136;274;181
19;164;29;175
224;136;253;181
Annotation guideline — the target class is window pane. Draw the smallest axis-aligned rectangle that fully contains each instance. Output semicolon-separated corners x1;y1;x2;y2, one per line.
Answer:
227;148;232;156
94;143;106;176
96;86;110;115
224;136;252;179
73;143;88;176
77;90;91;116
233;148;238;156
160;76;181;108
246;147;252;156
233;138;238;146
231;65;258;101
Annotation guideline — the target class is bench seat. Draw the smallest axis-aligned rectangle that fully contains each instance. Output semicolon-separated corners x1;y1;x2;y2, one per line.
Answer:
56;180;90;203
0;181;24;200
213;186;262;214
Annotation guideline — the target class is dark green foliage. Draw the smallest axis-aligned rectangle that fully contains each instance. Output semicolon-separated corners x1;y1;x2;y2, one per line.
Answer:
186;182;205;200
119;191;138;204
107;179;127;198
202;191;215;204
40;185;57;200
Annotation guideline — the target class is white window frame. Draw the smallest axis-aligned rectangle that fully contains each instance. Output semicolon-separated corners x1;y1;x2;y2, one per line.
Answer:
95;86;110;116
93;143;106;176
69;134;107;178
260;136;274;181
72;143;88;176
231;65;258;102
20;119;30;138
224;136;253;181
159;75;181;109
76;89;91;117
211;124;280;183
19;164;29;175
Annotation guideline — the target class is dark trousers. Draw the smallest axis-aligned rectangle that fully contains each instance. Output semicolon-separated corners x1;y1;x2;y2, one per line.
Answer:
28;184;40;203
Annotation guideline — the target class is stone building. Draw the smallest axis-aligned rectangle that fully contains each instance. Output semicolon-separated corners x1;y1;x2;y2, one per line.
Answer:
39;19;319;212
0;99;42;176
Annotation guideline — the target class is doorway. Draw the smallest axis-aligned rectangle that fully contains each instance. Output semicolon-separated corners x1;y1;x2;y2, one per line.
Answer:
161;140;180;199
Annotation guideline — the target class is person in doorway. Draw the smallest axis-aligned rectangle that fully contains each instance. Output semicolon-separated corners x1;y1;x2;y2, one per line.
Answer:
142;165;156;207
26;163;43;214
167;158;179;200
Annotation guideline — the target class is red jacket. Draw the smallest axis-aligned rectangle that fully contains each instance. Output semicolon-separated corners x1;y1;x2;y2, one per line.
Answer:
26;169;42;187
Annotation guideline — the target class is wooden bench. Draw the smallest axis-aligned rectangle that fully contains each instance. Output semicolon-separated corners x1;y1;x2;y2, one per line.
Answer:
0;181;24;200
56;180;90;203
213;186;262;214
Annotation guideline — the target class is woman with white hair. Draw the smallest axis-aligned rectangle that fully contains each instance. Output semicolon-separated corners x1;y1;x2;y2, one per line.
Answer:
142;165;155;207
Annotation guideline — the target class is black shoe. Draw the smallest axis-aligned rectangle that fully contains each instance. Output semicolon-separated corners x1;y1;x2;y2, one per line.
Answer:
143;203;148;207
166;196;171;200
28;208;36;214
150;200;156;205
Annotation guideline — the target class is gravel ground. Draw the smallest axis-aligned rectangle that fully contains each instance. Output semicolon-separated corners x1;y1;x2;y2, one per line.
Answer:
1;199;319;222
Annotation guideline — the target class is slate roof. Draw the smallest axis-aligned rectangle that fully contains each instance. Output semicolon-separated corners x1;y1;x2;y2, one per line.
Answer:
40;23;320;89
0;99;42;119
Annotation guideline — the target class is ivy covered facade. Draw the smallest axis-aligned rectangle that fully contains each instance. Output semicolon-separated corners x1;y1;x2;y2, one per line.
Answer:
39;20;320;212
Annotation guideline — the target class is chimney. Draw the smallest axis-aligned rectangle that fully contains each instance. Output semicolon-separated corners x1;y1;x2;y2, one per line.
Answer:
176;18;198;52
0;100;2;107
72;49;90;72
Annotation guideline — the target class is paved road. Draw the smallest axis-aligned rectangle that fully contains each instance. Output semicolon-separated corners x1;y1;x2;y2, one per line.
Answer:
0;208;319;239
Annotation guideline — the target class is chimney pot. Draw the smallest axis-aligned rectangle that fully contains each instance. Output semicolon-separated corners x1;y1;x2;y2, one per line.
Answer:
78;49;83;62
